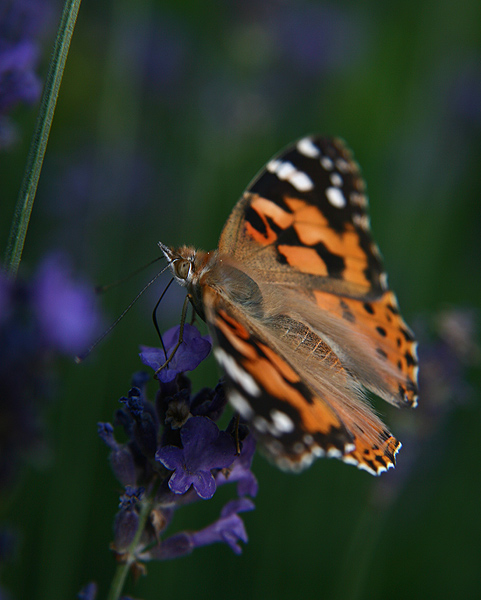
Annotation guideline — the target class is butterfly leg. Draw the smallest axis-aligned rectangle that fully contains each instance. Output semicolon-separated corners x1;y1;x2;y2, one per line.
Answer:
154;294;191;377
233;414;241;455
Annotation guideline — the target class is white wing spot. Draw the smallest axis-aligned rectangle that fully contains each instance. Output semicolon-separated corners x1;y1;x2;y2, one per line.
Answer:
327;447;343;458
270;409;295;434
267;159;313;192
379;272;389;290
253;415;269;433
293;442;305;454
228;390;254;419
353;213;370;230
320;156;334;170
290;171;314;192
335;158;350;173
214;348;261;397
276;161;296;179
330;172;343;187
350;192;367;207
297;138;320;158
326;187;347;208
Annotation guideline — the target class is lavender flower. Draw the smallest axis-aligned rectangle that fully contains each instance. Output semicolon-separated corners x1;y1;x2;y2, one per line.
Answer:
99;325;257;570
0;254;101;492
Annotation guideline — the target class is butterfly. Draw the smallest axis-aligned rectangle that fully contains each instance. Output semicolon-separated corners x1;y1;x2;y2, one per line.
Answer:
159;136;418;475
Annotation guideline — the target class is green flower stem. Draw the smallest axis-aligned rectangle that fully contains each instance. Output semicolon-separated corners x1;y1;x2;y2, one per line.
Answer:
3;0;83;278
107;493;156;600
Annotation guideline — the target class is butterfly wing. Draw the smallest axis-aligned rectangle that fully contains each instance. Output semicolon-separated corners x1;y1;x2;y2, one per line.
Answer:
218;136;418;410
202;284;401;474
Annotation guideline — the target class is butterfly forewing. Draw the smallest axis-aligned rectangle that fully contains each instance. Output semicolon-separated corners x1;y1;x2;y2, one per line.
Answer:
218;136;418;407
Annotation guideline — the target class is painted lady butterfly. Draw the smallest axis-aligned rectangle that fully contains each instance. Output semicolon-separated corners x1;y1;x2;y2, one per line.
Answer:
159;136;418;475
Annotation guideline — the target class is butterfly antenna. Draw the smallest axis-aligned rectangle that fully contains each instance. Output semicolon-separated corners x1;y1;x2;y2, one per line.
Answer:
152;276;175;361
75;262;172;363
95;256;163;294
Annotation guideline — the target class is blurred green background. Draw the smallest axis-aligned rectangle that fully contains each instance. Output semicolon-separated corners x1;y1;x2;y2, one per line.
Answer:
1;0;481;598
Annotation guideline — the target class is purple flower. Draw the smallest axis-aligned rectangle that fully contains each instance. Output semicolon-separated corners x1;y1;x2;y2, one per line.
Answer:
98;423;137;486
0;254;101;492
0;40;41;112
140;323;211;383
143;497;254;560
0;0;55;148
77;582;97;600
190;498;254;555
156;416;236;499
113;487;144;551
102;326;257;566
216;430;258;498
33;254;101;355
271;5;366;76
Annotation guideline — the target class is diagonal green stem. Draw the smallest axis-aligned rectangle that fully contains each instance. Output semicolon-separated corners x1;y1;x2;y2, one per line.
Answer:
3;0;83;278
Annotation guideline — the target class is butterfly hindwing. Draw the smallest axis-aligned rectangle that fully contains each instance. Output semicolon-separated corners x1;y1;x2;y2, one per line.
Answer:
202;285;401;474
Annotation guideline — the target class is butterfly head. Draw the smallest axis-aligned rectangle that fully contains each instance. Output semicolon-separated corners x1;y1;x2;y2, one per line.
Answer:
158;241;214;287
158;242;195;286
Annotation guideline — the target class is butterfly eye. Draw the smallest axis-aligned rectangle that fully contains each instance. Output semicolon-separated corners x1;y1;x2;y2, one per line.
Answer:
175;259;191;280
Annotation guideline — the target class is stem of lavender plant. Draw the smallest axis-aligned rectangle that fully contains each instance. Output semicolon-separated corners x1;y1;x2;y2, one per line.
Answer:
107;494;155;600
3;0;83;278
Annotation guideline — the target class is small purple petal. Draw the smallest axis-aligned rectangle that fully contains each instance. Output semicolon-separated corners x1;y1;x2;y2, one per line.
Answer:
181;417;235;471
191;382;227;421
191;470;217;500
143;532;194;561
77;582;97;600
221;497;255;517
156;444;184;471
97;423;117;449
166;467;198;496
217;433;258;497
140;324;211;382
113;507;139;552
156;417;236;499
189;498;254;555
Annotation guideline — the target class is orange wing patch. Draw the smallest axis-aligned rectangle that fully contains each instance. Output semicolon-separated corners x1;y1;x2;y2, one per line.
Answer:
313;289;419;407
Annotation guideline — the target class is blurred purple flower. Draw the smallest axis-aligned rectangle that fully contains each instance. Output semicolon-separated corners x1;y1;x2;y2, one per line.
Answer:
0;254;102;492
141;12;191;99
77;582;97;600
270;4;367;76
0;0;55;148
448;58;481;130
140;323;211;383
374;308;479;508
157;416;236;499
33;254;101;355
